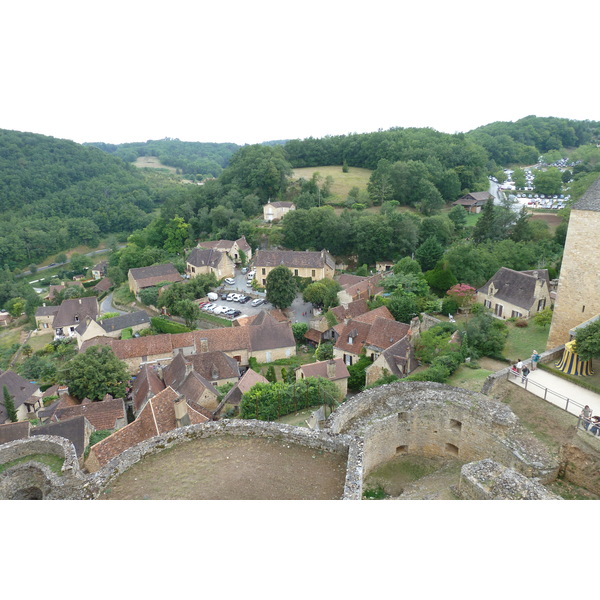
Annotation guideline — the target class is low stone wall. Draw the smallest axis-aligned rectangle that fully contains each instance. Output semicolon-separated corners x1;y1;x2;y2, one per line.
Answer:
325;381;559;484
85;420;363;500
458;459;561;500
0;435;87;500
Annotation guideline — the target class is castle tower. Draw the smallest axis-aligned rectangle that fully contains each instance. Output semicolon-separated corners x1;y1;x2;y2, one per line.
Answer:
547;176;600;349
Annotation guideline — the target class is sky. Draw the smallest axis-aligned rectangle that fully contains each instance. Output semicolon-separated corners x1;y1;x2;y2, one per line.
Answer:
2;0;598;147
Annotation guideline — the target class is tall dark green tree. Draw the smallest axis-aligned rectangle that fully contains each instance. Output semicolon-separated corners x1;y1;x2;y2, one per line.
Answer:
265;265;297;309
2;385;18;423
472;198;498;243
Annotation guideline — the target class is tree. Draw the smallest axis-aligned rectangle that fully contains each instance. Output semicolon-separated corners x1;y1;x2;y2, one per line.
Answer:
291;322;308;343
2;385;18;422
387;295;419;323
415;236;444;272
265;265;297;309
532;307;553;328
446;283;476;309
472;198;498;243
574;319;600;361
61;346;129;401
174;299;200;329
302;279;340;309
448;205;467;233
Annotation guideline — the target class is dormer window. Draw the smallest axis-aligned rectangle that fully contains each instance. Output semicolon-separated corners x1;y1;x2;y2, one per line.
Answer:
74;315;79;322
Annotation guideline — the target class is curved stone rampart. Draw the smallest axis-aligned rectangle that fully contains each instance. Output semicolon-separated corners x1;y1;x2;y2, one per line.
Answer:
85;420;363;500
325;381;559;483
0;435;86;500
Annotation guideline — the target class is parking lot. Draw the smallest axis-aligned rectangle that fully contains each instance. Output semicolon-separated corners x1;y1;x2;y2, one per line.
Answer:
199;267;270;320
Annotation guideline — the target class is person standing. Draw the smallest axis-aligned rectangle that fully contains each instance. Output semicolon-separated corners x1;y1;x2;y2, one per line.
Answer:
516;358;523;375
521;364;530;384
531;350;541;371
580;405;593;430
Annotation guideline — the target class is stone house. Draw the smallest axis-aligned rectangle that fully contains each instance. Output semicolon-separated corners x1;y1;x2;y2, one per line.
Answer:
35;305;59;331
336;273;384;306
333;315;411;367
127;263;183;296
365;336;417;387
91;261;107;280
451;191;493;213
0;311;12;328
0;370;43;423
215;368;269;416
296;358;350;397
80;310;296;373
50;396;127;432
263;200;295;222
185;247;235;280
99;311;150;338
476;267;551;319
254;249;335;286
196;236;252;263
51;297;100;339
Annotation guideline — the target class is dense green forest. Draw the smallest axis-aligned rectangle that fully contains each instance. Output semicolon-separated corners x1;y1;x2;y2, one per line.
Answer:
85;138;240;180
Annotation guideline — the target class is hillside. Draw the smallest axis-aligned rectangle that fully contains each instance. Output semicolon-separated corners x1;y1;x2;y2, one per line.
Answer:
0;129;170;270
86;138;240;181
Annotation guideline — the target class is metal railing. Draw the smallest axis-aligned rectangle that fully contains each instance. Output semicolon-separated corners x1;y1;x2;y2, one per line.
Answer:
507;368;586;414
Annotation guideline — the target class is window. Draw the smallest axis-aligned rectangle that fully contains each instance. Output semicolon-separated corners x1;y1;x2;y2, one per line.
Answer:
495;304;503;317
312;270;316;277
511;310;522;318
262;268;266;275
294;269;299;276
484;300;491;309
537;298;546;311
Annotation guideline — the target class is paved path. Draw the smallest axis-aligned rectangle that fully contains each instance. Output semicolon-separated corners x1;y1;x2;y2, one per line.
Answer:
508;366;600;419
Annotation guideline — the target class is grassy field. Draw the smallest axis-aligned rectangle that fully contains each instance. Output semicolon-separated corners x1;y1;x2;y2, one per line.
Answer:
292;165;372;203
503;321;550;363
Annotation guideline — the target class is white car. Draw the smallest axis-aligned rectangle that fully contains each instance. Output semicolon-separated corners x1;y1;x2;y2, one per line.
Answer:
203;303;216;312
251;298;264;307
226;293;236;302
224;278;235;285
213;306;227;315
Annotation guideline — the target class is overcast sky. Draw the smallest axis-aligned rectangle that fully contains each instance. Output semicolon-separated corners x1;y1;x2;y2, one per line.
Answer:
2;0;598;146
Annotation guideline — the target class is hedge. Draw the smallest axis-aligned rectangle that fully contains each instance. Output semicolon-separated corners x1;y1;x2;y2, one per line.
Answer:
150;317;191;334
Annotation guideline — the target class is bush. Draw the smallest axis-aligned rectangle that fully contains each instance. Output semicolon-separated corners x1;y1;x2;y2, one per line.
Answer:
441;298;459;315
150;316;191;334
515;319;528;328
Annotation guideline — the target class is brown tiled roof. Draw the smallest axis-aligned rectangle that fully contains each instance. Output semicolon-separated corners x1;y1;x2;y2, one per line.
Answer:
131;363;166;414
236;236;251;253
298;358;350;381
197;239;235;252
248;320;295;351
219;368;269;409
186;351;240;382
365;317;410;351
378;337;414;378
52;297;99;328
93;278;113;293
339;273;384;300
86;386;209;471
304;328;323;343
337;274;367;288
54;397;126;431
128;263;182;288
110;334;174;360
453;191;492;206
330;298;369;323
269;201;295;208
334;320;372;355
354;305;394;325
255;249;334;270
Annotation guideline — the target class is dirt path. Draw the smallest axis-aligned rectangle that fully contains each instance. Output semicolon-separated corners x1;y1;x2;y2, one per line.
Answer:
99;435;348;500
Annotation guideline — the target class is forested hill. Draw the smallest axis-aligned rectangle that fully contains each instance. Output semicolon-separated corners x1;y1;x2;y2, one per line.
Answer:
282;116;600;171
85;138;240;181
0;129;161;269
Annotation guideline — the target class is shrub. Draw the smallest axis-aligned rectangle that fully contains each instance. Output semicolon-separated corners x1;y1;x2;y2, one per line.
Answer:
515;319;528;328
150;316;191;334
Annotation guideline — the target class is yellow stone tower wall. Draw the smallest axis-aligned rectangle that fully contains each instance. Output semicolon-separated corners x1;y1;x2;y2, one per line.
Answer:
547;180;600;348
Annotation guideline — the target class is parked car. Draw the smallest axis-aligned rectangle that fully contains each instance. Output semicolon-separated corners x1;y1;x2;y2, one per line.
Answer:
224;278;235;285
230;310;241;318
203;303;216;312
239;296;250;303
251;298;264;307
241;267;248;274
213;306;228;315
226;293;236;301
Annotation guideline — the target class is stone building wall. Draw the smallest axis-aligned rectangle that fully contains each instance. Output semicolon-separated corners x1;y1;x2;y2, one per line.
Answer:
547;207;600;348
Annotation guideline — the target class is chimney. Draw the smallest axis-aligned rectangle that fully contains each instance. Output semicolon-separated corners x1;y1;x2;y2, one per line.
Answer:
326;359;336;379
200;338;209;353
58;386;69;397
173;395;190;428
211;364;219;380
185;360;193;377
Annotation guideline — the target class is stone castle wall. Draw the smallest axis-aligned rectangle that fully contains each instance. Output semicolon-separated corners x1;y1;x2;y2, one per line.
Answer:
547;208;600;348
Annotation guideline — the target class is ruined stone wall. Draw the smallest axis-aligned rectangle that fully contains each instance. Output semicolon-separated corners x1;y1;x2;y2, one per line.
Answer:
325;381;559;484
0;435;87;500
86;420;364;500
